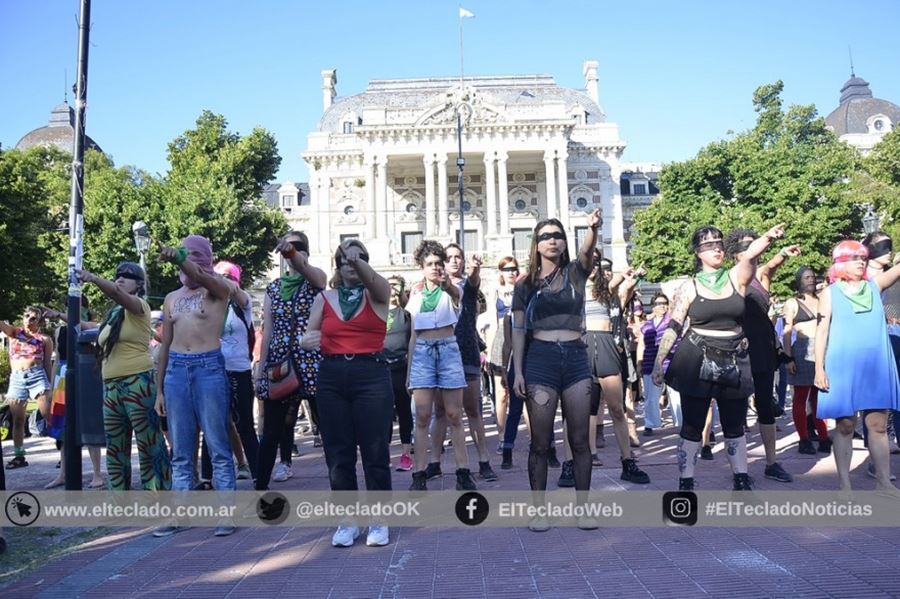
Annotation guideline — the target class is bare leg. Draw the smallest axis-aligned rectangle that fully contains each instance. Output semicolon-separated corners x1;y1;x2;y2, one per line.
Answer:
431;397;448;464
759;423;777;465
701;403;715;446
601;375;631;460
441;389;469;469
88;446;104;486
229;421;246;466
494;374;509;439
865;411;900;496
833;416;856;493
412;389;436;473
9;401;27;454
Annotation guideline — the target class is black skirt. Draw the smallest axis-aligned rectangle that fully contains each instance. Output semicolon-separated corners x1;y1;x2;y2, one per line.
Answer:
665;331;754;400
585;331;626;378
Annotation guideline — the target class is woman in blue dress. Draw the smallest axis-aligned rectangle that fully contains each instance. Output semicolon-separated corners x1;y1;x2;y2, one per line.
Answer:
815;239;900;497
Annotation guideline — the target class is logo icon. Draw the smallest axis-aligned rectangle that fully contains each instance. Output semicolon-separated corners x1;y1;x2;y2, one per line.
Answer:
256;492;289;525
662;491;697;526
5;491;41;527
455;492;489;526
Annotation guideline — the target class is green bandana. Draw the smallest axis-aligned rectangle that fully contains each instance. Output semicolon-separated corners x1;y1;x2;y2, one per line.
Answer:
695;268;730;294
338;285;366;320
280;273;305;301
420;284;443;313
836;280;873;313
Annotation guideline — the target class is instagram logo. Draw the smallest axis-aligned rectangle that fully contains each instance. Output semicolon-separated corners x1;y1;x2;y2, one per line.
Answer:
663;491;697;526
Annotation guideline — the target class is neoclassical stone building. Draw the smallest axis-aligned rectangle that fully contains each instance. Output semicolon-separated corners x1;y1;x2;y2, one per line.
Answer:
291;61;636;271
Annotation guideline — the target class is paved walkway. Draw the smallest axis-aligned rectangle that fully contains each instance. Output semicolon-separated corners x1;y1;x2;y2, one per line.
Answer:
2;406;900;598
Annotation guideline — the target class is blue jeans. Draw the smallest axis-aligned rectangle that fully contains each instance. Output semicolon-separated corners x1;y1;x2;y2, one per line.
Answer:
409;337;466;390
164;350;235;491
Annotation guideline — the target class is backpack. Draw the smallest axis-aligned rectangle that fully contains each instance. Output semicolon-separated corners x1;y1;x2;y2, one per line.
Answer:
230;299;255;362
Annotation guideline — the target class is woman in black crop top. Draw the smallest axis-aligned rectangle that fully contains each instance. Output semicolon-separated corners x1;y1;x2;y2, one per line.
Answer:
651;222;785;492
511;210;601;531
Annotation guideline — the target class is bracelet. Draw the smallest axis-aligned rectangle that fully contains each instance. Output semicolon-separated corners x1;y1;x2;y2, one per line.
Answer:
174;247;188;266
779;248;789;258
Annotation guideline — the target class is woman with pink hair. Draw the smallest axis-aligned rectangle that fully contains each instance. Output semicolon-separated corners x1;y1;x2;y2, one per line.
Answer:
815;239;900;497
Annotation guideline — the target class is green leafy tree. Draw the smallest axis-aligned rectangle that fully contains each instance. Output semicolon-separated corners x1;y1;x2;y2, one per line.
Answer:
631;81;866;298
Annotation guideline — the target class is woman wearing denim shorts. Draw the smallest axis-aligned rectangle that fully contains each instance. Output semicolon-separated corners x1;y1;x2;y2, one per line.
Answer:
407;240;476;492
2;307;53;468
511;210;601;531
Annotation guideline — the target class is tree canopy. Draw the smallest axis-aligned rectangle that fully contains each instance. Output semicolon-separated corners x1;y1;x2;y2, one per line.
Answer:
0;111;287;320
630;81;872;298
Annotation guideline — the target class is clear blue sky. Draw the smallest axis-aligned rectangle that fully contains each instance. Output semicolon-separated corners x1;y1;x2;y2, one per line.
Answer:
2;1;898;182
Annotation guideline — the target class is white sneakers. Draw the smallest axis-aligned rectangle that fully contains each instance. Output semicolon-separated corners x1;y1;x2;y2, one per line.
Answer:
330;525;389;547
272;462;293;482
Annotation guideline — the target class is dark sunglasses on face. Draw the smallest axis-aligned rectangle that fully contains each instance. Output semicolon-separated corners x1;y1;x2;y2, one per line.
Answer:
653;301;669;307
696;240;724;253
500;266;519;273
537;231;566;242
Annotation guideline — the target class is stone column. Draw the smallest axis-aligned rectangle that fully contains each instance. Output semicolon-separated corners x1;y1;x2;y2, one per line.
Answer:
543;151;557;220
497;152;510;235
483;153;497;236
607;156;627;268
376;158;388;239
557;148;570;237
364;159;376;240
437;154;449;237
423;155;436;237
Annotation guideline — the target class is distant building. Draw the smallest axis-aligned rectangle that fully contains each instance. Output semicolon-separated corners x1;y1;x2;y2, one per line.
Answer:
825;72;900;155
15;101;103;154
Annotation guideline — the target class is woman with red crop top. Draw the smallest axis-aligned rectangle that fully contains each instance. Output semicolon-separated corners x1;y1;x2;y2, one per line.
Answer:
302;239;393;548
511;209;601;532
2;306;54;468
651;223;785;492
405;240;476;492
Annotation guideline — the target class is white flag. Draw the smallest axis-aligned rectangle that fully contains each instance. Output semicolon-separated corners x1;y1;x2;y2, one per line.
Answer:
459;7;475;18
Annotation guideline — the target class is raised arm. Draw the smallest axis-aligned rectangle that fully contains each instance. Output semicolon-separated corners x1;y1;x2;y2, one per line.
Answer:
617;264;646;306
813;287;832;391
158;246;233;301
577;209;602;272
732;223;785;291
651;280;694;385
757;245;801;291
0;320;16;338
277;240;328;290
345;252;390;306
466;254;483;290
77;270;146;315
874;261;900;292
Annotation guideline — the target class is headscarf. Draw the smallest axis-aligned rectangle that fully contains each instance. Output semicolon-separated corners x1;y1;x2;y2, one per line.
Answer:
180;235;214;289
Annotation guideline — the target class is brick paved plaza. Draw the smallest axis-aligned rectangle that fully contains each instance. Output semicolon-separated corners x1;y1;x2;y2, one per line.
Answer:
2;408;900;598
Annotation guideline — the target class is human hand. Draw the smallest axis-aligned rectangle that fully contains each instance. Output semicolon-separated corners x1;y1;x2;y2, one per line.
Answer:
587;208;602;230
814;368;829;391
764;223;786;242
158;246;179;264
76;269;96;285
300;331;321;351
155;392;166;417
781;244;801;258
787;362;797;376
651;363;665;387
513;373;526;398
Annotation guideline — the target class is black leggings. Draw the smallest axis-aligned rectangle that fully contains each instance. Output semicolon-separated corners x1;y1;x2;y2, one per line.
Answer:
526;379;593;492
680;394;748;442
255;395;304;490
389;366;413;445
752;369;776;425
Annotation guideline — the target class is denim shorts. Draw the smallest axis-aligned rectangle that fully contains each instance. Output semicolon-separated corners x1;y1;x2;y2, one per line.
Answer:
409;337;467;390
6;366;51;401
524;339;591;392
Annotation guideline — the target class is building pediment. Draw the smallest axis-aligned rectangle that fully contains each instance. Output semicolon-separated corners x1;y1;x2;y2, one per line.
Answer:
415;87;507;127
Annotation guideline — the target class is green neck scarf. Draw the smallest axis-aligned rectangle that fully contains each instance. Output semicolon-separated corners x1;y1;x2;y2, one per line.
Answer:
420;284;443;313
386;306;398;332
695;268;730;294
836;280;873;313
280;273;305;301
338;285;366;320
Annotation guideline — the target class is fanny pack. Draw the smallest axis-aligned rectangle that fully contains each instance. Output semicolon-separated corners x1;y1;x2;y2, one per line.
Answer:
690;332;745;389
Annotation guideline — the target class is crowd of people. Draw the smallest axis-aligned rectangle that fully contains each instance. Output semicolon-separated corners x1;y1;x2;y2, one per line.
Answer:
3;212;900;550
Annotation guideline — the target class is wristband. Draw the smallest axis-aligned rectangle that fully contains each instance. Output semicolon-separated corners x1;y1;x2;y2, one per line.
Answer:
779;248;789;258
174;247;188;267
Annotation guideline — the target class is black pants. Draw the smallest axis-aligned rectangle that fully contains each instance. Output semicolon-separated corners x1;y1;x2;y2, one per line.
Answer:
752;369;776;425
681;394;748;442
389;365;413;445
317;356;393;491
255;395;302;490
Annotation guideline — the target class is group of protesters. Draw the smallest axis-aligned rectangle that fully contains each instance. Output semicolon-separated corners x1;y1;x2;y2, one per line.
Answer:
3;209;900;547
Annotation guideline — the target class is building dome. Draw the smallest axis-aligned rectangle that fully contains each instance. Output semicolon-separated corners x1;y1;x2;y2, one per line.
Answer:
15;102;103;154
825;74;900;138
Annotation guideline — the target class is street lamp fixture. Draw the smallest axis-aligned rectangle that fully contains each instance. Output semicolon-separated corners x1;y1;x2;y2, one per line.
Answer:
863;206;880;235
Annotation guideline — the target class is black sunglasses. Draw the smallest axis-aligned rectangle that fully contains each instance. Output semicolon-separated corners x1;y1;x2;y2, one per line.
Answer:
500;266;519;272
653;301;669;306
537;231;566;242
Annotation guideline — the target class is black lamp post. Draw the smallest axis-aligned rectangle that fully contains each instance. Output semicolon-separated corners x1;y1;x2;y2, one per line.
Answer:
132;220;151;293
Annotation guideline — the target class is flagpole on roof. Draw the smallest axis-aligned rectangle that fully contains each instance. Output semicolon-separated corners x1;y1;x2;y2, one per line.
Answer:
456;7;474;253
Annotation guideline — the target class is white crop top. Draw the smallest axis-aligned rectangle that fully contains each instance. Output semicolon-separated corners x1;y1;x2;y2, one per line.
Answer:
407;285;460;330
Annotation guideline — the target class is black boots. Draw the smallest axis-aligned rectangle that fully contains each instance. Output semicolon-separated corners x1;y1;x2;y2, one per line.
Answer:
500;448;513;470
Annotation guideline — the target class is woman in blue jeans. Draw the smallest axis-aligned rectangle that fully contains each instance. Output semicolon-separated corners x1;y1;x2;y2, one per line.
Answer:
512;209;601;531
302;239;393;547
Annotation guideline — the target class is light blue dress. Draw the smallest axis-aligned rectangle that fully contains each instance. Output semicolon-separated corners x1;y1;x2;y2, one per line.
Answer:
819;280;900;418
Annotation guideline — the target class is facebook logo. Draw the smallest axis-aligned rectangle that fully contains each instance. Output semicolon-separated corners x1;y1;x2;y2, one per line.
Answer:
455;492;489;526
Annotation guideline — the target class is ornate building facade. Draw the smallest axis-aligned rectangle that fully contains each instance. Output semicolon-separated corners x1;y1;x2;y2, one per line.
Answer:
825;72;900;155
289;61;637;272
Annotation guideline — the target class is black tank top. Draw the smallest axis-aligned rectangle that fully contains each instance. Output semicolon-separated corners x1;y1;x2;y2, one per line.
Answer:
687;278;744;330
793;299;815;324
